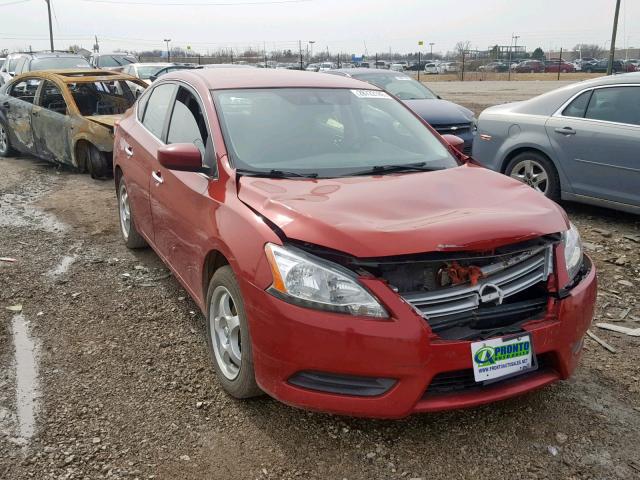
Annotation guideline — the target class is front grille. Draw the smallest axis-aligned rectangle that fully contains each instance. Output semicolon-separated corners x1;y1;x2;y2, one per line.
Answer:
403;246;552;323
433;123;472;135
424;353;555;396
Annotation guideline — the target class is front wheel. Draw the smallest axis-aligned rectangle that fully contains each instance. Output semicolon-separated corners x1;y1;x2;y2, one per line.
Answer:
206;266;262;399
505;151;560;200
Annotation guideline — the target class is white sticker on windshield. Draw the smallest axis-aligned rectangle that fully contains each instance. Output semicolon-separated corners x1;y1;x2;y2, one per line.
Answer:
351;89;392;99
395;76;412;81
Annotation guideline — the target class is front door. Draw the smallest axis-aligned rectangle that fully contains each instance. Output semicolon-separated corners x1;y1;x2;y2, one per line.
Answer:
545;85;640;208
32;80;72;164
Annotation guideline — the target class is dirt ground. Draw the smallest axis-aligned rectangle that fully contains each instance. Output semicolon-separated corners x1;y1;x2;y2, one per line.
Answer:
1;81;639;480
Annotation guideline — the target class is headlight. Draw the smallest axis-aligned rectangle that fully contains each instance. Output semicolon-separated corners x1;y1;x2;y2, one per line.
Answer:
264;243;387;318
562;223;583;282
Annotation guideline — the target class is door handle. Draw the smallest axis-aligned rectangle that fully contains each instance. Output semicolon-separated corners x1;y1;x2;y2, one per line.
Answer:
554;127;576;135
151;170;164;184
124;145;133;157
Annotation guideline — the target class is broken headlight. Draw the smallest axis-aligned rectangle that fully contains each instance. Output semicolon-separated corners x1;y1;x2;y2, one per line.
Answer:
562;223;583;283
264;243;387;318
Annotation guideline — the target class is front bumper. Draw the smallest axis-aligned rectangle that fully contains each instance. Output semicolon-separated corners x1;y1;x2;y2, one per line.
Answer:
243;258;596;419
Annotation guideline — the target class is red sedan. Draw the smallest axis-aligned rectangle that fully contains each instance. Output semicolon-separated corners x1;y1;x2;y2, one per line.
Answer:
545;61;576;73
113;69;596;418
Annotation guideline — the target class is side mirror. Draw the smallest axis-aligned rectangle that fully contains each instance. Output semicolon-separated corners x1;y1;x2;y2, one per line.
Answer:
157;143;205;172
441;134;465;153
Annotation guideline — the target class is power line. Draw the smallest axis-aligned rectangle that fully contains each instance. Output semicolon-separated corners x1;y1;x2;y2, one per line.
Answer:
0;0;32;7
80;0;311;5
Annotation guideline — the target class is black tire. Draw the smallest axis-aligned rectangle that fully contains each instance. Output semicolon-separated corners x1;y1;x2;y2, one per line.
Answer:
205;266;262;399
87;144;112;179
504;151;560;201
0;120;16;157
117;176;148;249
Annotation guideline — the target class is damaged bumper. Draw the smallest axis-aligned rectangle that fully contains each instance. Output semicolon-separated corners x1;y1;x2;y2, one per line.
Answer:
244;256;596;419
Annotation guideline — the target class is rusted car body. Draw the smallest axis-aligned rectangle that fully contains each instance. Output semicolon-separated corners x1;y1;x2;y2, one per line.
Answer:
0;69;147;177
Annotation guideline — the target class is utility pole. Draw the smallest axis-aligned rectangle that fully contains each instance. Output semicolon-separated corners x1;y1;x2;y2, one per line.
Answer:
263;41;267;68
508;34;519;81
429;42;435;60
93;35;100;53
164;39;171;62
308;40;315;63
607;0;621;75
45;0;54;52
299;40;303;70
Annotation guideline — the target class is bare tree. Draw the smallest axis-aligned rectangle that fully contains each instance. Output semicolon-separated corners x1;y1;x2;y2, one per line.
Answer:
454;41;472;59
573;43;604;59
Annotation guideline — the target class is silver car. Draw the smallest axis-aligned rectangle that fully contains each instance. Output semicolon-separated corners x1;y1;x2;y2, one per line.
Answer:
473;73;640;214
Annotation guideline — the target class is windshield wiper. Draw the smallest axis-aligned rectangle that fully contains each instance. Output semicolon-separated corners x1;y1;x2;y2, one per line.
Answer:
236;168;318;179
347;162;436;176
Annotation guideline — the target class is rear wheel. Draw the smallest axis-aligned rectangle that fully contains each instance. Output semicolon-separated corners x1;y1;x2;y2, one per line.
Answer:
117;177;148;249
0;120;16;157
505;151;560;200
206;266;262;399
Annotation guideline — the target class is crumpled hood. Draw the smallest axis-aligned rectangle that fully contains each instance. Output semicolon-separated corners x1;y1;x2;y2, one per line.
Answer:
403;98;474;125
86;114;122;129
238;164;568;258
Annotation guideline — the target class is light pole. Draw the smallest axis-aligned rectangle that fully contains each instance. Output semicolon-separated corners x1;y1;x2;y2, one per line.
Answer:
308;40;315;62
508;34;519;81
164;38;171;62
607;0;621;75
45;0;54;52
429;42;435;60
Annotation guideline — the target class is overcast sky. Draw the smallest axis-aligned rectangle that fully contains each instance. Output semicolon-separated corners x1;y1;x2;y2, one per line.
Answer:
1;0;638;56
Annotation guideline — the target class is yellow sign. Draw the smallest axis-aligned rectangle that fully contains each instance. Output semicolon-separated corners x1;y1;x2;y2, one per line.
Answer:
418;41;424;46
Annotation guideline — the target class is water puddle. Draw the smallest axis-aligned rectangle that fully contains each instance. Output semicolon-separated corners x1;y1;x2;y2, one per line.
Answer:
11;314;39;443
46;255;77;277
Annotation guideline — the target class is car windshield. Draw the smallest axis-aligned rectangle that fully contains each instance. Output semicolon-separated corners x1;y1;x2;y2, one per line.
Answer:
68;80;136;116
350;73;437;100
136;65;168;80
31;57;91;71
99;55;136;67
7;58;20;72
213;88;457;177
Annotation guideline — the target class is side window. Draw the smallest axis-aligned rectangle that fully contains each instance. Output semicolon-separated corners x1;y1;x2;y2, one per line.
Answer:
14;57;27;75
9;78;41;104
142;83;176;139
585;86;640;126
137;89;150;121
167;87;215;171
39;81;67;115
562;90;592;118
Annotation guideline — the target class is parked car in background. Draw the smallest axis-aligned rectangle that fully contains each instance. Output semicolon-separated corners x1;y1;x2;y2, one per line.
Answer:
424;62;439;74
514;60;545;73
114;68;595;417
0;69;147;178
121;62;173;85
326;68;476;153
390;63;405;72
479;61;509;72
0;58;5;70
13;51;91;76
318;62;336;71
473;72;640;213
573;58;597;71
0;53;27;85
89;53;138;71
583;59;630;73
437;62;459;74
149;63;203;81
305;63;320;71
544;60;576;73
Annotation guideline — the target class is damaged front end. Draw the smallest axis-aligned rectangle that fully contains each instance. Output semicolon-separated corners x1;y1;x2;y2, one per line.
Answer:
293;235;588;341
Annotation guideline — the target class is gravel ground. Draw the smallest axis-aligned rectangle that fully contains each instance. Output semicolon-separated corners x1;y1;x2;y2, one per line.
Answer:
1;82;639;479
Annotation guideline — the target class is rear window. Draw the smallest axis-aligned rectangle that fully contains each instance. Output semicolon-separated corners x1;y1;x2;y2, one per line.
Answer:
98;55;136;67
68;80;137;116
31;57;91;71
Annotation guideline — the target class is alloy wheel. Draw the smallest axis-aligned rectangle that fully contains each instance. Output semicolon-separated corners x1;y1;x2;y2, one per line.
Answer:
0;124;7;154
118;182;131;239
509;159;549;194
210;286;242;380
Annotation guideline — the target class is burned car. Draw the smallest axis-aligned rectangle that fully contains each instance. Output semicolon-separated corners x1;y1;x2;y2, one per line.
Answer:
0;69;147;178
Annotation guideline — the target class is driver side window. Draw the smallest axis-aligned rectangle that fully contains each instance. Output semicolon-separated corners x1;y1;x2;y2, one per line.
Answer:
39;81;68;115
9;78;41;104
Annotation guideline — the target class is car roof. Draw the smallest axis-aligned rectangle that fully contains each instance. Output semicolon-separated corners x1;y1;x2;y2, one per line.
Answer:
27;51;85;59
12;69;143;84
328;68;409;76
130;62;173;67
162;68;383;90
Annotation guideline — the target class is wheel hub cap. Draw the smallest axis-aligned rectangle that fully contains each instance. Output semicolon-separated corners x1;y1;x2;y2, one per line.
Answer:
210;286;242;380
510;159;549;194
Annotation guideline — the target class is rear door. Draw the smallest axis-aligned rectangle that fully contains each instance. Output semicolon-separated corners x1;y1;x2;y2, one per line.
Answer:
32;80;72;163
545;85;640;207
1;77;41;155
120;82;177;241
149;84;216;293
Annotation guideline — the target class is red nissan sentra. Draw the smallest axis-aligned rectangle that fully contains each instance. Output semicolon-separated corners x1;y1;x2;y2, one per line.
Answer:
113;69;596;418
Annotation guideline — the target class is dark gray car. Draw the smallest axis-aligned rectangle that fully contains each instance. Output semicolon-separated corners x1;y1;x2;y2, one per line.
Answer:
473;73;640;214
325;69;476;154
